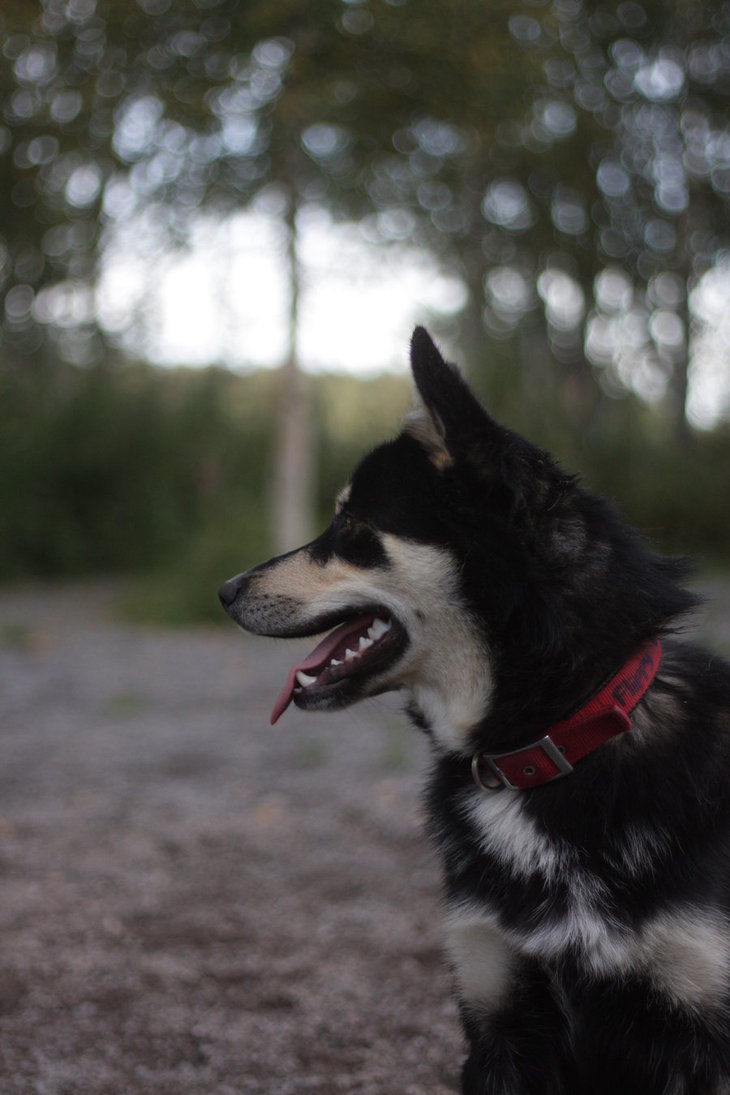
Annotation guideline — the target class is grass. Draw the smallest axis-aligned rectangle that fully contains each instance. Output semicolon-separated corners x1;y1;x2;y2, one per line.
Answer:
377;720;414;772
0;623;38;652
103;691;149;718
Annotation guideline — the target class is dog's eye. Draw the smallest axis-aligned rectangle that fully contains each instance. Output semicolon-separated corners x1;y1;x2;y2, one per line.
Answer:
341;509;372;531
332;510;387;567
337;509;370;539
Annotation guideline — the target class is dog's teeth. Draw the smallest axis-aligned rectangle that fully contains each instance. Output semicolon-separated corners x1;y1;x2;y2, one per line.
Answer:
358;636;374;651
345;648;357;661
295;670;318;688
330;657;343;667
369;618;391;640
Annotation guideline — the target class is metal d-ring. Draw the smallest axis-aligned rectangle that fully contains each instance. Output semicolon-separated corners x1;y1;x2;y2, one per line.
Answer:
471;753;506;792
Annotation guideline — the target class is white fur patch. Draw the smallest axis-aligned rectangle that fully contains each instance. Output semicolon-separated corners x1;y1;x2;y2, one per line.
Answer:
334;484;351;514
445;906;514;1012
447;892;730;1013
466;787;572;882
519;886;630;976
464;790;631;974
458;789;730;1009
378;535;492;751
642;907;730;1010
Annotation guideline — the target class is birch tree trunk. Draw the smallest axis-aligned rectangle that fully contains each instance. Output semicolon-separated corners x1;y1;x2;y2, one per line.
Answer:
271;195;316;553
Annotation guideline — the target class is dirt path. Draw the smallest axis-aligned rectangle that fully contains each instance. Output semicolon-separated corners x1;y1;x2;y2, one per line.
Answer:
0;582;459;1094
1;579;729;1095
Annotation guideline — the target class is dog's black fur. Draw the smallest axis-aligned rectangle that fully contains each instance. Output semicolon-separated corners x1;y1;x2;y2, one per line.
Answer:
220;328;730;1094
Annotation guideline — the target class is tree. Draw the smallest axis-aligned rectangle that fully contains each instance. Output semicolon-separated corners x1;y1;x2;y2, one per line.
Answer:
1;0;728;446
0;0;536;545
510;0;730;437
346;0;730;435
0;0;364;545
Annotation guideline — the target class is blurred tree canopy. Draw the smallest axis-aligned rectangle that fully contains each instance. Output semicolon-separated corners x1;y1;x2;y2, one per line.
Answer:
1;0;729;600
0;0;527;360
2;0;728;417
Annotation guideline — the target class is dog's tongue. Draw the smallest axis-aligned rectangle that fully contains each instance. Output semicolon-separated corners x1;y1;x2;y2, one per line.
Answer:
270;614;375;725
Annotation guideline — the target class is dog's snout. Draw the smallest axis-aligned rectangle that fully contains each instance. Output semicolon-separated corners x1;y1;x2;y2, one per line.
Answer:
218;573;246;610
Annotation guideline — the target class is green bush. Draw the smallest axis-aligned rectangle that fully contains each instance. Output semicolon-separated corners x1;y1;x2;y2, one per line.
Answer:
121;505;271;625
1;352;728;626
0;359;274;579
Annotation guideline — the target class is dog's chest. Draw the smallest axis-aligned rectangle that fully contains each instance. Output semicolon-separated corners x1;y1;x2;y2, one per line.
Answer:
452;790;623;968
438;787;730;1014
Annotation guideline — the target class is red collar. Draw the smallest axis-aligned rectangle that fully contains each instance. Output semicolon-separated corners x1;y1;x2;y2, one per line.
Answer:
471;639;663;791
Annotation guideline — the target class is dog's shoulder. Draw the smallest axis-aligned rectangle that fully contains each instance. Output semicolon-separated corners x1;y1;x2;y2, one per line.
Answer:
427;636;730;922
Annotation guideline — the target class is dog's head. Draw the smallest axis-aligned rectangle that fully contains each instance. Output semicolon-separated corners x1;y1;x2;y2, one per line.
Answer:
220;327;691;754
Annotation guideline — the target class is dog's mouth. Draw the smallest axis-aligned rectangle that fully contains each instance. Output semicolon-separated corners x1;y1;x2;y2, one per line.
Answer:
270;611;407;724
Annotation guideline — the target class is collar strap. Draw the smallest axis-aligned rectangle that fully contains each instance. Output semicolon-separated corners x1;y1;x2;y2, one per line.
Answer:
472;639;663;792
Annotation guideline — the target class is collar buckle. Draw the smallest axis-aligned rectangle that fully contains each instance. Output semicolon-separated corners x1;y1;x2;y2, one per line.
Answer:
472;734;574;792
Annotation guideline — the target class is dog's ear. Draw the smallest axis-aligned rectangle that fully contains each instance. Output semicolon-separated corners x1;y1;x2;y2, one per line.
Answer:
406;327;567;519
406;326;503;469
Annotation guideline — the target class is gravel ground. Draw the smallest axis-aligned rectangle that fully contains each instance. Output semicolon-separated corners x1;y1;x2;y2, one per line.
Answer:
1;577;729;1095
0;581;459;1095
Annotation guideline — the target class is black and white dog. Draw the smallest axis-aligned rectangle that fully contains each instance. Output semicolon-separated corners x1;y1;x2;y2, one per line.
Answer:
220;328;730;1094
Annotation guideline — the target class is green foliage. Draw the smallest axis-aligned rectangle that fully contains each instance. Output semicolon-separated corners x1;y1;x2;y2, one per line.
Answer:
0;0;534;361
0;356;409;621
577;416;730;566
0;358;274;579
468;334;730;564
121;504;273;626
2;0;728;437
313;370;411;524
1;0;727;630
121;370;413;625
2;353;729;628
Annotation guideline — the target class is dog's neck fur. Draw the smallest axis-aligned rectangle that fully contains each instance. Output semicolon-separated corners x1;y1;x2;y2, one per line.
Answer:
459;529;695;757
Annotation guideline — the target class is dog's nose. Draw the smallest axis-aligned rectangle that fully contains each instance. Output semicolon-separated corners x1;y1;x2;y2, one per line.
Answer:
218;575;243;609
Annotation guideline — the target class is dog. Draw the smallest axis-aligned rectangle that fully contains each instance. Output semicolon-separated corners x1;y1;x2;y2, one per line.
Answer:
219;327;730;1094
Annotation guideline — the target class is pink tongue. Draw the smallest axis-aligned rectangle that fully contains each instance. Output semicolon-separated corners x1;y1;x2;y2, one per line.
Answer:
270;614;376;725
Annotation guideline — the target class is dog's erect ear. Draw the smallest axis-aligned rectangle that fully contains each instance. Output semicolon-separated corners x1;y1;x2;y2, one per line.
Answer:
407;327;572;522
406;326;502;468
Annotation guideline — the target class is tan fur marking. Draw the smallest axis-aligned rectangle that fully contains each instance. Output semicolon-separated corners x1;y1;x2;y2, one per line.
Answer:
249;551;365;605
403;404;453;470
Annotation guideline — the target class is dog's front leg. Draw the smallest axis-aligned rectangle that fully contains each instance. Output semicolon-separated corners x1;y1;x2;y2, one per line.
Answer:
447;916;572;1094
459;963;574;1095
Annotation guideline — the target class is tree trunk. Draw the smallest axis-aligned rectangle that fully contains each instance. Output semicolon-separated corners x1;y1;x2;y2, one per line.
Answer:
270;195;316;553
670;210;692;445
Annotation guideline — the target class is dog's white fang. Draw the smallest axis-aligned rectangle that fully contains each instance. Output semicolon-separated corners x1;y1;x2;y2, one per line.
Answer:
295;670;318;687
369;618;391;640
